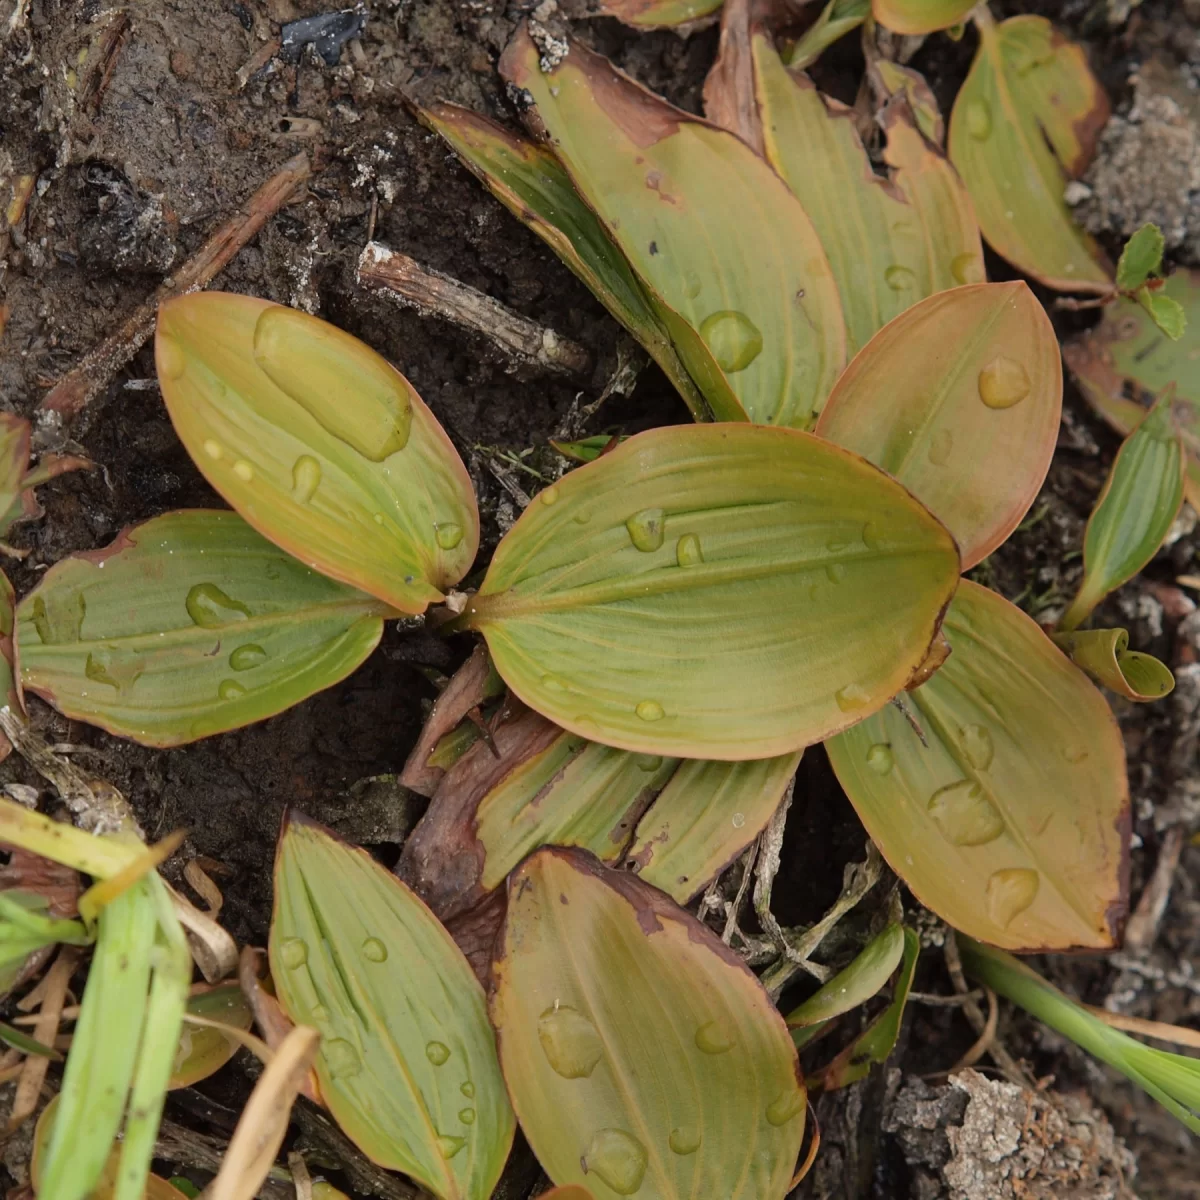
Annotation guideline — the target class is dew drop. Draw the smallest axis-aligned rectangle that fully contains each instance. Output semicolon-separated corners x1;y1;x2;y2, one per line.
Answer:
311;1004;330;1022
292;455;321;503
362;937;388;962
986;867;1039;927
862;521;880;550
695;1021;734;1054
866;743;894;775
684;272;703;299
582;1129;647;1196
84;647;143;693
962;723;994;770
978;356;1031;409
676;533;703;567
538;1005;603;1079
626;508;665;552
203;439;223;461
669;1127;702;1155
426;1041;451;1066
186;582;251;629
218;679;247;702
254;306;412;461
279;937;308;969
826;537;849;552
324;1038;361;1078
927;429;953;465
435;522;464;550
635;754;663;772
230;644;268;671
885;264;916;291
540;485;560;507
826;562;846;584
458;1107;476;1125
927;780;1004;846
731;812;745;829
965;99;992;140
34;592;86;646
460;1081;475;1098
951;253;984;285
766;1087;805;1127
542;674;569;694
636;699;665;723
835;683;871;713
373;513;385;525
699;310;763;373
157;333;186;380
233;459;254;482
436;1135;466;1160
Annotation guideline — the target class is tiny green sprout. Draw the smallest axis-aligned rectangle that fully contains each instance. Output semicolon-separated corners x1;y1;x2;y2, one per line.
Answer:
1115;223;1187;341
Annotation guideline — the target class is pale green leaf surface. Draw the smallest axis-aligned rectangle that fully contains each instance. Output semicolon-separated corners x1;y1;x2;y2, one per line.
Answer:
501;27;845;429
493;847;806;1199
816;282;1061;568
271;815;514;1200
1060;392;1184;631
826;579;1129;951
17;511;388;747
157;293;478;613
463;424;961;759
630;752;801;902
1064;269;1200;506
1116;223;1165;292
1052;628;1174;703
421;105;714;424
1141;291;1187;341
874;0;976;34
949;16;1110;292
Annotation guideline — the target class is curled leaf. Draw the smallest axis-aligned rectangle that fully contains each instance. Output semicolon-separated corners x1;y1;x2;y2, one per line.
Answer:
157;293;478;613
949;15;1111;292
1052;628;1174;703
501;26;845;429
873;0;976;35
493;847;806;1198
816;282;1061;568
460;424;961;759
826;579;1129;951
17;511;389;747
271;813;515;1200
1059;389;1185;632
1064;269;1200;506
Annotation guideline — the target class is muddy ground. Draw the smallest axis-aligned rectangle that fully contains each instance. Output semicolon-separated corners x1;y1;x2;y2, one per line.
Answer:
0;0;1198;1196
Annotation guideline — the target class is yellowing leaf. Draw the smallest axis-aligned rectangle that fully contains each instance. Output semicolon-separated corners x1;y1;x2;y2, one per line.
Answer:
17;511;388;747
594;0;722;26
816;282;1061;568
826;579;1129;951
711;28;983;355
501;26;845;429
461;424;961;760
157;293;478;614
1064;270;1200;506
421;105;714;424
1052;628;1174;703
949;15;1111;293
493;847;806;1198
271;814;515;1200
873;0;976;34
1059;390;1184;632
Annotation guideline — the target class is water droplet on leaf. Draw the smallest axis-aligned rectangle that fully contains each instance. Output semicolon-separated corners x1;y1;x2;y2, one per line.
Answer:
669;1127;701;1155
962;723;994;770
694;1021;734;1054
965;99;992;140
826;563;846;584
84;647;143;693
324;1039;361;1078
1062;745;1088;764
927;780;1004;846
986;867;1039;927
186;583;250;629
951;253;984;285
866;744;894;775
862;521;880;549
835;683;871;713
279;937;307;969
583;1129;647;1196
676;533;703;567
425;1041;451;1066
311;1005;329;1022
233;459;254;482
635;754;663;771
203;439;223;461
927;429;953;465
540;485;560;507
731;812;745;829
435;522;464;550
978;357;1031;409
158;333;186;380
292;455;321;503
460;1081;475;1098
626;508;665;552
218;679;247;702
542;674;569;694
230;644;268;671
699;310;763;373
684;272;703;299
885;265;916;291
436;1135;466;1160
636;699;665;723
362;937;388;962
538;1005;603;1079
766;1088;805;1126
458;1107;476;1125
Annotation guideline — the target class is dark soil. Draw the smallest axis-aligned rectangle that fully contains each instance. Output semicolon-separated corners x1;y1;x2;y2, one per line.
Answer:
0;0;1197;1197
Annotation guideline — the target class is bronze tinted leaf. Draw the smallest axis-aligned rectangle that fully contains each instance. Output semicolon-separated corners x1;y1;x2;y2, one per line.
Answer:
593;0;722;26
1052;628;1174;703
873;0;976;34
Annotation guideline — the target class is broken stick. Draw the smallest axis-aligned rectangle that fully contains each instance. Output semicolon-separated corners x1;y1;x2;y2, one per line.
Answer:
42;152;312;419
356;240;591;378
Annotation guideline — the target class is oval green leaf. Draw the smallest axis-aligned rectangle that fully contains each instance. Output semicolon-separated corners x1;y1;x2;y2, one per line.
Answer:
270;813;515;1200
826;579;1129;951
1052;628;1174;703
1064;269;1200;508
873;0;976;34
948;16;1111;293
1059;391;1185;631
816;282;1061;568
156;293;478;614
493;847;806;1198
501;26;845;429
1116;223;1165;293
462;424;961;759
17;510;388;747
